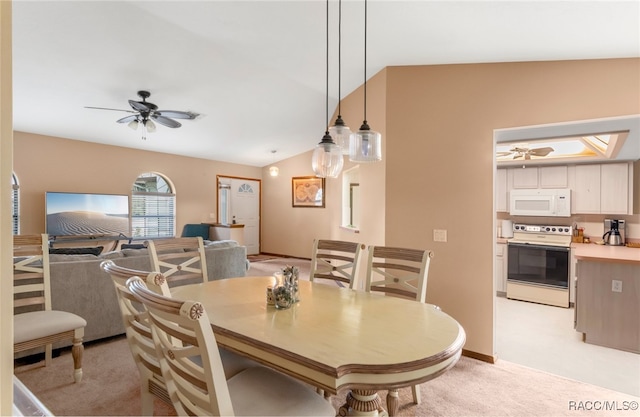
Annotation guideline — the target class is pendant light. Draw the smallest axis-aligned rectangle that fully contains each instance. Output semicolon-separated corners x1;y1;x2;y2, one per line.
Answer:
328;0;352;155
312;0;344;178
349;0;382;162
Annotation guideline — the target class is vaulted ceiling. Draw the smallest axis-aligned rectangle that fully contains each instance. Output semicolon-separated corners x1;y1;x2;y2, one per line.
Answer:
12;1;640;167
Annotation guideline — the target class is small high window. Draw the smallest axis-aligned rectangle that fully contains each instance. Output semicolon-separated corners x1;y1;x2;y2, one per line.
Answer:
131;172;176;238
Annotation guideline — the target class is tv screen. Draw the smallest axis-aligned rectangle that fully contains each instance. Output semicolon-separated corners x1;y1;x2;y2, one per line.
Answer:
45;192;130;237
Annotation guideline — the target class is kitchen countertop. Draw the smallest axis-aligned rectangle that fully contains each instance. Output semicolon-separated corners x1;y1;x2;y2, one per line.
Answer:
572;242;640;265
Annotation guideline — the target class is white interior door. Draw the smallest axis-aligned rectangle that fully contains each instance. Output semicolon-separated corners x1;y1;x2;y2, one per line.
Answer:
230;178;260;255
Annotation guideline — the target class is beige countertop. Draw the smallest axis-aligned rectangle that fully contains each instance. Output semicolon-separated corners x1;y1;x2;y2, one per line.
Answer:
572;242;640;265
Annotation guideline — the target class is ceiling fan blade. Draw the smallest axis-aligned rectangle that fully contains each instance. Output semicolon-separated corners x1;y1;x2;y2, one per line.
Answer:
513;154;522;160
85;106;136;113
496;151;513;157
529;147;555;157
116;115;138;124
156;110;200;120
129;100;157;112
151;114;182;128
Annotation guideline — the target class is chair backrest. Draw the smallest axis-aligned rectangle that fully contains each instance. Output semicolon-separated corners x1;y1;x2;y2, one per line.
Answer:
309;239;364;289
126;276;234;416
146;237;208;286
100;260;171;404
364;245;434;303
13;234;52;314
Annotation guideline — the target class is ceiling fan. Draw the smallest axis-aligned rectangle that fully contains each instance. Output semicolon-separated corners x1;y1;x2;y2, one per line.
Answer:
85;90;199;139
497;144;555;160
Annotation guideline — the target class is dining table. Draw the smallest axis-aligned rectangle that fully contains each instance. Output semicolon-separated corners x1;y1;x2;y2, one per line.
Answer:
171;276;466;417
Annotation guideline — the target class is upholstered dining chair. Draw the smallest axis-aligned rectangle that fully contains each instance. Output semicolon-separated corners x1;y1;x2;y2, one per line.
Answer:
309;239;365;289
13;234;86;383
364;245;434;406
126;276;337;417
146;236;208;287
100;260;257;416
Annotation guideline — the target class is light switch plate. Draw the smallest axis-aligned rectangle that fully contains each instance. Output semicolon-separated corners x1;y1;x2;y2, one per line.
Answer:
433;229;448;242
612;280;622;293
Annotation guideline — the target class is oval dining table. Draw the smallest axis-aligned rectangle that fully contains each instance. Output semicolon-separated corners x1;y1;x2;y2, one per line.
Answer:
171;276;466;417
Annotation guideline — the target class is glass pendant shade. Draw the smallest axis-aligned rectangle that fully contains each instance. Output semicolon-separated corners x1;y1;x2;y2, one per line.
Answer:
328;116;352;155
312;133;344;178
349;122;382;162
127;119;139;130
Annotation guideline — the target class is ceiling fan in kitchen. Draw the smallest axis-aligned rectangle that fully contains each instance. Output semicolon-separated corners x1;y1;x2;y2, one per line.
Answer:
85;90;199;140
497;144;555;160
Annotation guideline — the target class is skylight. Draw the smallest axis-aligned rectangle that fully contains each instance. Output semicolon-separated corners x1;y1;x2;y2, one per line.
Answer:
496;131;628;165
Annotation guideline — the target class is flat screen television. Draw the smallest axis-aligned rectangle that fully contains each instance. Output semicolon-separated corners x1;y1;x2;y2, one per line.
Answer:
45;192;130;237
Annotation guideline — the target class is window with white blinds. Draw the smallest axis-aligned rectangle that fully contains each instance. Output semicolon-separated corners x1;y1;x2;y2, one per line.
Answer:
11;173;19;235
131;172;175;238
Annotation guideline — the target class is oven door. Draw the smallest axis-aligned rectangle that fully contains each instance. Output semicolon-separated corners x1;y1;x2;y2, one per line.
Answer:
507;243;570;289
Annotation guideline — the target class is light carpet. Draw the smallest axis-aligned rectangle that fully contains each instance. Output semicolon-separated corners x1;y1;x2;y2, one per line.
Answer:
14;335;639;417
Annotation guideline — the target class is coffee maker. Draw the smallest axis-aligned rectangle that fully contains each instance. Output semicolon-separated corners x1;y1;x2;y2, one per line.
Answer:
603;219;626;246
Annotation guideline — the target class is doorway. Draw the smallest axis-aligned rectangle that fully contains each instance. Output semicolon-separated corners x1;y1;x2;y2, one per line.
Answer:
217;176;261;255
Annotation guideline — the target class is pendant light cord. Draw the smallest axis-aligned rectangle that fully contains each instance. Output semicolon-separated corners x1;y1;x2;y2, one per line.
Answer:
325;0;329;133
337;0;343;116
363;0;367;123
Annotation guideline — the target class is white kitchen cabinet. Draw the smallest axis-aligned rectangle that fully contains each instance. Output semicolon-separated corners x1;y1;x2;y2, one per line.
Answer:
539;166;568;188
495;243;507;295
569;162;632;215
600;163;630;214
511;167;539;188
510;165;568;189
496;169;508;212
571;164;601;213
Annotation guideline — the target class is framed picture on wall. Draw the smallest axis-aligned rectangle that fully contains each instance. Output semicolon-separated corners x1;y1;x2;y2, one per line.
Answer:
292;176;325;208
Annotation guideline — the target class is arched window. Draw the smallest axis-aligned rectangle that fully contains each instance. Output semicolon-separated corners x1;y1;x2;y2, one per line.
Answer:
131;172;175;238
11;173;19;235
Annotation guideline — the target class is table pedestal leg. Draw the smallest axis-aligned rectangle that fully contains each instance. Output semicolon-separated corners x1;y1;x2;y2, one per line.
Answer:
338;389;388;417
386;390;399;416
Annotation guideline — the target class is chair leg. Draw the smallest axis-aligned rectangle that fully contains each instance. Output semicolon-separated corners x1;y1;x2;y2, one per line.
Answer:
71;337;84;383
140;382;155;416
411;384;421;404
45;343;53;367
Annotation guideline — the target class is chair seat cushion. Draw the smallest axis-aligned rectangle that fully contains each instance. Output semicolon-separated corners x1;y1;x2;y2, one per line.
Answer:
228;366;335;416
14;310;87;344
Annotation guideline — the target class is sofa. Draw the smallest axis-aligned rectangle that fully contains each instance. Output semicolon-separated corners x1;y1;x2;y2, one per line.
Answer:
20;240;249;356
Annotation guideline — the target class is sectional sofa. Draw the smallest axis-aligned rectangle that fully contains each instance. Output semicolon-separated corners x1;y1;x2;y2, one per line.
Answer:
18;240;249;357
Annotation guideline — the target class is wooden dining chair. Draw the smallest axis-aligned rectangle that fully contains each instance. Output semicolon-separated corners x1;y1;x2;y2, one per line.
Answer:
309;239;365;289
13;234;86;383
126;276;337;417
146;236;208;287
364;245;434;406
100;260;257;416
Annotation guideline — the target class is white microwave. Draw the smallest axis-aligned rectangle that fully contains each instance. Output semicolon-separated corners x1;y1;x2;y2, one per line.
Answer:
509;188;571;217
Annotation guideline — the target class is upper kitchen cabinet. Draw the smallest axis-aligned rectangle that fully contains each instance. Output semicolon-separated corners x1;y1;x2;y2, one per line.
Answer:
511;166;568;189
568;162;634;215
496;169;508;212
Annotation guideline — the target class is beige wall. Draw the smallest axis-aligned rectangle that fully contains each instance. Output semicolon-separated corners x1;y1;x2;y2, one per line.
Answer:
384;59;640;357
0;1;13;413
13;132;262;237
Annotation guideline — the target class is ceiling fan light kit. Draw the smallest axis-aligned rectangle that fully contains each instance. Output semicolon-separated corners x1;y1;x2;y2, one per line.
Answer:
312;0;344;179
349;0;382;163
86;90;199;140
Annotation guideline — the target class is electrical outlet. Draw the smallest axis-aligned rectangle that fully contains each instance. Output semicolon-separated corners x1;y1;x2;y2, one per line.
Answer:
612;280;622;293
433;229;448;242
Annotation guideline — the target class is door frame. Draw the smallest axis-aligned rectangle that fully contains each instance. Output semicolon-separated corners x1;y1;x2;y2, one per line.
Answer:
216;175;262;253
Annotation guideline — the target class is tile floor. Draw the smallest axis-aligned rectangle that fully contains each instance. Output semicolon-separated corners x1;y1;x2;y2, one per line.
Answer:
495;295;640;397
